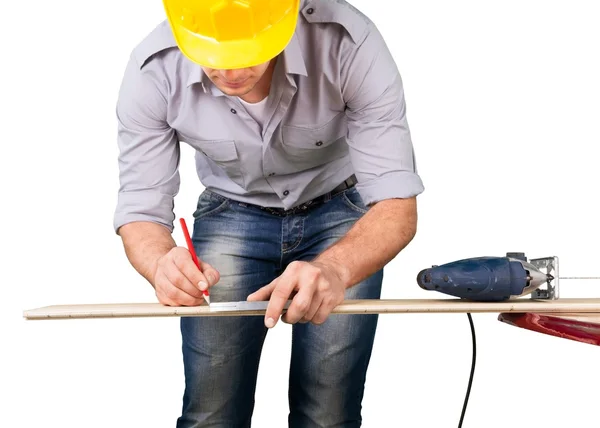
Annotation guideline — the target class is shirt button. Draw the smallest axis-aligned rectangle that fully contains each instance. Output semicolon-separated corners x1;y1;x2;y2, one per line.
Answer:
315;141;323;146
283;190;290;196
230;108;237;114
306;7;314;14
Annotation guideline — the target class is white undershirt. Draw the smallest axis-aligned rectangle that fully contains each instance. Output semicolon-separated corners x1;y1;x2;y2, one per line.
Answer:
238;96;269;130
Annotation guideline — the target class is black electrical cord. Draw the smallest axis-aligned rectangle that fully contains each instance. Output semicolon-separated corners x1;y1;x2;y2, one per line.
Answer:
458;313;476;428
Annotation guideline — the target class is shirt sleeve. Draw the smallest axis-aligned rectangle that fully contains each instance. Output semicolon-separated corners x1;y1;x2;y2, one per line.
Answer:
341;24;425;206
113;54;180;234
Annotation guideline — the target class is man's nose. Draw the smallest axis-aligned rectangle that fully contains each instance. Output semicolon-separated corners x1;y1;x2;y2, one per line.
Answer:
220;69;246;82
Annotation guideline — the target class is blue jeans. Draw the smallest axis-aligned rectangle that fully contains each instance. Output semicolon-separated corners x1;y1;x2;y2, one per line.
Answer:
176;185;383;428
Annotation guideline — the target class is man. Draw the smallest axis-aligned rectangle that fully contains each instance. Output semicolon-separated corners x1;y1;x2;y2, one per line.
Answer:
114;0;424;426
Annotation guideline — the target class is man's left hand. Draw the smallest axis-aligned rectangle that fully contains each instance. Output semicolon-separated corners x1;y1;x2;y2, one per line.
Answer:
247;260;347;328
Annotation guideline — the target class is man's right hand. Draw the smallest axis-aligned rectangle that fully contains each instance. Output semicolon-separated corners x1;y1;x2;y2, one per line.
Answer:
152;247;220;306
119;221;220;307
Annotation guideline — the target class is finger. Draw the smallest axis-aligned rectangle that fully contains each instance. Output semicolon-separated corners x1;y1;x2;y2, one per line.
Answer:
172;250;212;294
166;282;205;306
156;287;178;307
164;259;206;299
311;296;336;325
199;260;220;287
264;274;297;328
282;281;316;325
299;297;323;324
155;272;204;307
247;280;277;302
158;286;203;306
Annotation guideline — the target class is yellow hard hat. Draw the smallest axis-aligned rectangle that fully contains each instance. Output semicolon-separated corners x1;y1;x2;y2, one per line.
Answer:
162;0;301;69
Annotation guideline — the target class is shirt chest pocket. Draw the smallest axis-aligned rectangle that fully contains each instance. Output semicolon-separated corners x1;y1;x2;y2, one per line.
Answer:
183;137;246;189
280;112;348;168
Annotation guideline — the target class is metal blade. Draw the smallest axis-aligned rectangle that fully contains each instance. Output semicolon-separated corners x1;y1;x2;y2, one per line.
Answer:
209;300;291;313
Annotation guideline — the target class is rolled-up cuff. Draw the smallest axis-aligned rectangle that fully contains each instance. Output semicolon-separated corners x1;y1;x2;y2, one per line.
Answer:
113;190;176;234
356;171;425;205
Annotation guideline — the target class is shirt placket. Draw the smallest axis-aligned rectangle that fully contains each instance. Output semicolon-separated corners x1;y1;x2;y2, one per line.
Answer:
261;73;298;205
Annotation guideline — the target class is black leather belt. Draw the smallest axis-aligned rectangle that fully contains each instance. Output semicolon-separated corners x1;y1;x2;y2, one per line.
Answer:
259;174;357;217
330;174;358;195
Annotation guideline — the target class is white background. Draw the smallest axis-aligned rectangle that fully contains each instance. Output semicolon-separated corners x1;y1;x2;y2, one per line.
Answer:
2;0;599;427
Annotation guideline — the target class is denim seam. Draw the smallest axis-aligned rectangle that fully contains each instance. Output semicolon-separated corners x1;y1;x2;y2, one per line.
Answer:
202;189;228;202
193;199;230;221
282;216;305;254
341;191;368;214
279;218;285;269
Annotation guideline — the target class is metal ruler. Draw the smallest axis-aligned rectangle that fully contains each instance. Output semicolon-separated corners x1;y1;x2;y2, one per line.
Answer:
209;300;291;312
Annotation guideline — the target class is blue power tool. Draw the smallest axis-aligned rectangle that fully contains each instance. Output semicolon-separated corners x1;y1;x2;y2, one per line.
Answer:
416;252;558;302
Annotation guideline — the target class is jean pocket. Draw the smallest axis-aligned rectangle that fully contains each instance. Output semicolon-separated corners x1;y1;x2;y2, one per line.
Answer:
193;191;230;221
341;187;369;214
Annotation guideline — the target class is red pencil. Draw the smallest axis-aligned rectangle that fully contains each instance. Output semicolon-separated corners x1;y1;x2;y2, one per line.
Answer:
179;218;211;305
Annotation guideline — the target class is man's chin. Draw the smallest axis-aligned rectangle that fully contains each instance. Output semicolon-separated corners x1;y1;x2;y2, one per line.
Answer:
217;84;252;97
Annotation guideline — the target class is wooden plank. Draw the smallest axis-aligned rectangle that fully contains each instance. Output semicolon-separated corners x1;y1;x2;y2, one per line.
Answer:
22;297;600;320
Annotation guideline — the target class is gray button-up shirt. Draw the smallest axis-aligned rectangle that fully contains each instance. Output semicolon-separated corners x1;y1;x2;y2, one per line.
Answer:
114;0;424;234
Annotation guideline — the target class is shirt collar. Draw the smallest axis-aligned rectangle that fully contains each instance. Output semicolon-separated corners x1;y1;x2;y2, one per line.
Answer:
186;31;308;92
281;31;308;77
